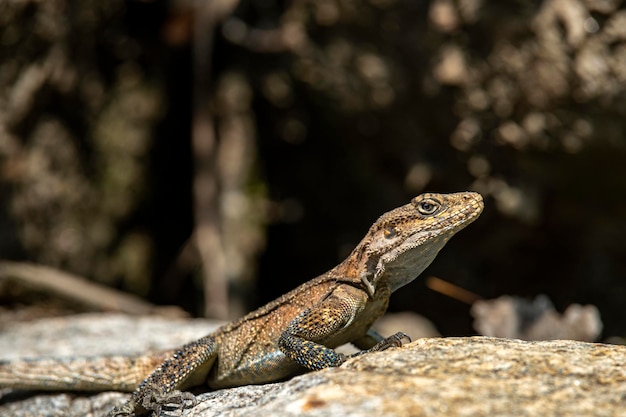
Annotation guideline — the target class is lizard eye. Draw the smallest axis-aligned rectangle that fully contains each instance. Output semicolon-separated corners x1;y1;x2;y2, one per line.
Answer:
383;227;397;239
417;199;439;215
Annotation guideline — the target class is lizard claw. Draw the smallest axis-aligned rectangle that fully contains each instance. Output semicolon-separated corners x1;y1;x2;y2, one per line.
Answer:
142;389;197;415
370;332;411;351
108;388;196;417
107;403;134;417
349;331;411;360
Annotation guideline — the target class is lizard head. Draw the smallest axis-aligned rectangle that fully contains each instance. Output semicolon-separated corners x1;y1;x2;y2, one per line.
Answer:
356;192;484;297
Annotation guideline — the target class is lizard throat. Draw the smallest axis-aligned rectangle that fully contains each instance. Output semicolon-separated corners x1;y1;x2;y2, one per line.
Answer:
357;231;451;297
375;232;451;292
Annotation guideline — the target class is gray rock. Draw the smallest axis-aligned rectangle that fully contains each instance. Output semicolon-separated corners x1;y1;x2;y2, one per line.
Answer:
2;315;625;417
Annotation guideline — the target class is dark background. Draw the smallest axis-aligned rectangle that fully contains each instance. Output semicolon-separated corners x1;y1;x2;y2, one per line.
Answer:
0;0;625;337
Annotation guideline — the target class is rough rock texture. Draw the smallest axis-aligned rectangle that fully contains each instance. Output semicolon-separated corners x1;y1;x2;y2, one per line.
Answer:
1;315;625;417
0;314;221;359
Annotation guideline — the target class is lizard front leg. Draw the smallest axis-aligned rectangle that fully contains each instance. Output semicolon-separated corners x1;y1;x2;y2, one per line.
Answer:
278;286;408;371
109;335;217;417
278;294;353;370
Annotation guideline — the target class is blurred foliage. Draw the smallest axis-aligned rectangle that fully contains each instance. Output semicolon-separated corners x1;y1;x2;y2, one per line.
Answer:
0;1;162;292
0;0;625;336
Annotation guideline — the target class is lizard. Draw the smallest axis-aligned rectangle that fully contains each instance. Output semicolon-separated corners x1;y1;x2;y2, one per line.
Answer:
0;191;484;416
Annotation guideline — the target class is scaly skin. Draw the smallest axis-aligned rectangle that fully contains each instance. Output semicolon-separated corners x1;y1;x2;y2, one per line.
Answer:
0;192;484;416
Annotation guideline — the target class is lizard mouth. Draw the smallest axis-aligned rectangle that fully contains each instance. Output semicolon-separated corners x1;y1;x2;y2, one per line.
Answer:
407;191;483;238
438;192;483;231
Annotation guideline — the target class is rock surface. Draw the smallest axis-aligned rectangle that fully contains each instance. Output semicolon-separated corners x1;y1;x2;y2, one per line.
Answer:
1;315;625;417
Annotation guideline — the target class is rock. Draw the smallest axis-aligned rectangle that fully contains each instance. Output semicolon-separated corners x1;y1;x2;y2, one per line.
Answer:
1;316;626;417
0;313;222;359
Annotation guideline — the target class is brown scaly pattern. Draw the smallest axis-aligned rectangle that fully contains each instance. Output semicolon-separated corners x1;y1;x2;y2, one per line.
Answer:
0;192;484;416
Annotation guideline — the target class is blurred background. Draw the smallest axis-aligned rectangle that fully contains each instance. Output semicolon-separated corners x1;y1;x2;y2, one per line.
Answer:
0;0;624;340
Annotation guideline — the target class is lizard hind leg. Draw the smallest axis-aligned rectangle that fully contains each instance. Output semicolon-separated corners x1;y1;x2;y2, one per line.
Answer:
108;335;218;416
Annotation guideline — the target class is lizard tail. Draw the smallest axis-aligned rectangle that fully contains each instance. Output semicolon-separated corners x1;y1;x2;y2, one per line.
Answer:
0;351;172;392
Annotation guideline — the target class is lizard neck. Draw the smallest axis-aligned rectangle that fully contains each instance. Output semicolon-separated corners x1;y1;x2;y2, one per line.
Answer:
331;239;384;298
332;231;451;296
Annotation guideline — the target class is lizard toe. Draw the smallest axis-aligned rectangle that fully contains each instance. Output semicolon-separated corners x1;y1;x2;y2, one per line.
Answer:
370;332;411;351
142;389;197;415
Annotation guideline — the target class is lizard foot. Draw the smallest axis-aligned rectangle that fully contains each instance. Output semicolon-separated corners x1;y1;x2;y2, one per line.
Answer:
107;389;197;417
141;388;197;416
370;332;411;351
350;332;411;359
107;402;135;417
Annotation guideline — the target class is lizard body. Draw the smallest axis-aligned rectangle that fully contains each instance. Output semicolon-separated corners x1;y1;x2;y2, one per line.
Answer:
0;192;483;416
